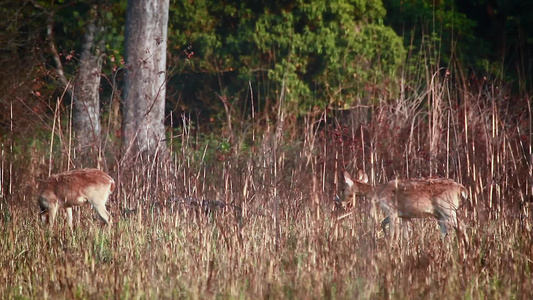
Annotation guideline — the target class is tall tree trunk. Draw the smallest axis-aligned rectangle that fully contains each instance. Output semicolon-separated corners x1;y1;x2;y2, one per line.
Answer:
122;0;169;159
73;10;104;163
44;6;105;166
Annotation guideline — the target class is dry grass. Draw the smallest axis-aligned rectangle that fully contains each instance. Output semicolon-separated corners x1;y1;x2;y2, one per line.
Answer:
1;79;532;299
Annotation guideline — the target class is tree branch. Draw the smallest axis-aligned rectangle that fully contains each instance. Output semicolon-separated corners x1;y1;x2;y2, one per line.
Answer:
45;10;70;91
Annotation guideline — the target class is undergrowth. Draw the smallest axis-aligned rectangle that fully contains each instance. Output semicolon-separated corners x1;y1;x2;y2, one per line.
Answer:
1;77;532;299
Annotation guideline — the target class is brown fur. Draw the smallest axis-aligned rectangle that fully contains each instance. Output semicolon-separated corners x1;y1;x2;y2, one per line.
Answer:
38;168;114;228
342;170;468;242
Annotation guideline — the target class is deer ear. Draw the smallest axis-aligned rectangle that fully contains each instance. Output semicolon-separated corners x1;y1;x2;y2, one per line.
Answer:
343;171;354;187
357;170;369;183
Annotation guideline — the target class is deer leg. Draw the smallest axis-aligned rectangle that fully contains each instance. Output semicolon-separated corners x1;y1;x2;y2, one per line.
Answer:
48;202;59;228
38;196;50;224
40;213;48;224
449;210;469;246
93;203;112;225
437;218;449;237
66;207;73;230
388;212;400;241
456;220;469;247
402;220;413;240
381;216;390;236
40;209;49;224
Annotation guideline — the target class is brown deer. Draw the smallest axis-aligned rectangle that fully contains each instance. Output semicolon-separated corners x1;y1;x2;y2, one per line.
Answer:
341;170;468;242
38;169;115;228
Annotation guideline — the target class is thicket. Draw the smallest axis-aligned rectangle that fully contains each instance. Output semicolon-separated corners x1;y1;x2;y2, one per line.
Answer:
3;0;531;134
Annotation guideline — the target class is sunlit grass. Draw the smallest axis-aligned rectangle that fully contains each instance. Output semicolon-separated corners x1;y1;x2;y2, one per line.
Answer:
1;195;532;299
1;76;532;299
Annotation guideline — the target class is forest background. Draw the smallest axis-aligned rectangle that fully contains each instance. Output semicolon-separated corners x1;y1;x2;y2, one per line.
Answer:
1;0;533;298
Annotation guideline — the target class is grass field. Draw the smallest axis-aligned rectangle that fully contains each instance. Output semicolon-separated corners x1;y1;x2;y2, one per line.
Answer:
2;186;532;299
1;81;532;299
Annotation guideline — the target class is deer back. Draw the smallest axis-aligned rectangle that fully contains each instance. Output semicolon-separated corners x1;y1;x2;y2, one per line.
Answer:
377;178;466;219
41;169;115;206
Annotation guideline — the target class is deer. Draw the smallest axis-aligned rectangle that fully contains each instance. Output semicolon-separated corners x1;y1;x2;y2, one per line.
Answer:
38;168;115;229
340;170;468;243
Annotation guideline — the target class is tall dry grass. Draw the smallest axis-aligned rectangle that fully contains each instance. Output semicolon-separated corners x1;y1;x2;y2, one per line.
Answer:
1;74;532;299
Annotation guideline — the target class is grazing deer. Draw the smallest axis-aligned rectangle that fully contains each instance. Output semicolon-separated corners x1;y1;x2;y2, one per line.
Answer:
38;169;115;228
341;170;468;242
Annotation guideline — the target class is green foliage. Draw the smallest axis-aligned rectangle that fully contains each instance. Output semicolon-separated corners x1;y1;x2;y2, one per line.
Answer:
168;0;405;119
27;0;127;77
382;0;533;92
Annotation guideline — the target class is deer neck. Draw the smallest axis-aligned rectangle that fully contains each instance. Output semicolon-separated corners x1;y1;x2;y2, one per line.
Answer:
356;181;375;197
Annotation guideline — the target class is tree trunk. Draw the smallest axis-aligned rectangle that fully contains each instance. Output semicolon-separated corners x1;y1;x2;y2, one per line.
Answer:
73;12;104;163
122;0;169;159
45;5;105;166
